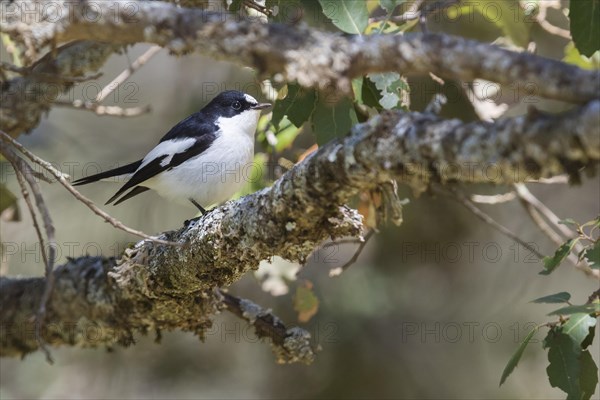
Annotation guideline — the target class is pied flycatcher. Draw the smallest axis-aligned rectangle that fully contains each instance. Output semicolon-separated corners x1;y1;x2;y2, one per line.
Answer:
73;90;271;213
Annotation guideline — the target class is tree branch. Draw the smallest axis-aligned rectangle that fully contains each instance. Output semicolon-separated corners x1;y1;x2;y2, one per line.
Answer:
2;1;599;135
1;101;598;359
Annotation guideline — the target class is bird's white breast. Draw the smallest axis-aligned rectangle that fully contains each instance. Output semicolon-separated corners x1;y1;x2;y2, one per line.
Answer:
142;109;260;207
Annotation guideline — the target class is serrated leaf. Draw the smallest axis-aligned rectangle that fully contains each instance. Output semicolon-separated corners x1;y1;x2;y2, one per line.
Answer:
473;0;531;47
540;238;579;275
584;242;600;269
546;332;583;399
318;0;369;34
570;0;600;57
499;326;538;386
379;0;404;13
532;292;572;304
311;93;357;145
272;84;317;129
579;350;599;400
562;313;597;347
293;280;319;323
549;303;600;316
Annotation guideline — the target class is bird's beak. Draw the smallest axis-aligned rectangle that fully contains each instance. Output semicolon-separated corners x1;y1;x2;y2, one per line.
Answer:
252;103;272;110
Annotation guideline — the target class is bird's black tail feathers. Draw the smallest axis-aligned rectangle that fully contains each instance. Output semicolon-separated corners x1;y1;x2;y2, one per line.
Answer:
72;160;142;186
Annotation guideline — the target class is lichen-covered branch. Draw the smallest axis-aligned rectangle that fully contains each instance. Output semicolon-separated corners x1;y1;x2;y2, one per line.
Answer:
2;0;599;136
1;101;598;359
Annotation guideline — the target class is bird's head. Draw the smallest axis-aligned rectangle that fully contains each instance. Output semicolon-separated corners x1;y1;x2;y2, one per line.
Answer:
204;90;271;138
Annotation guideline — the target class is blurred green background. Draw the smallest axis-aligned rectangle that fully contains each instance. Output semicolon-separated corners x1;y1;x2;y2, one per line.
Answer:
1;0;599;398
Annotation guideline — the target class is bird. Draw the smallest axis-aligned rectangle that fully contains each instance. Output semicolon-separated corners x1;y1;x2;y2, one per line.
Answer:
73;90;271;214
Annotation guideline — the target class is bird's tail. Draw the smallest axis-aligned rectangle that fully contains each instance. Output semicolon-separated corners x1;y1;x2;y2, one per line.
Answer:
72;160;142;186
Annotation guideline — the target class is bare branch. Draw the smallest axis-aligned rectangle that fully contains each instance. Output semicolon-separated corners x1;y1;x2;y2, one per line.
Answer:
329;230;375;277
435;185;545;260
0;145;56;363
218;290;314;364
471;192;516;204
2;1;599;137
95;45;162;103
53;101;151;117
0;131;178;246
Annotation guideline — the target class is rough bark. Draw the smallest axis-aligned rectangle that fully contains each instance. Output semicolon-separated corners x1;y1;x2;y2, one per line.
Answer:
2;0;599;136
1;102;599;359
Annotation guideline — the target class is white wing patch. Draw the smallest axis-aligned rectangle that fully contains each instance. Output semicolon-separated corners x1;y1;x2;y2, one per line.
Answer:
139;137;196;169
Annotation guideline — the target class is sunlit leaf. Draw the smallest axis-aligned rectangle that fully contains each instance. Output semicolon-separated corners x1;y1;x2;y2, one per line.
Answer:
532;292;571;304
473;0;531;47
318;0;369;34
499;326;538;386
563;42;600;70
570;0;600;57
540;238;579;275
562;313;597;347
366;73;409;110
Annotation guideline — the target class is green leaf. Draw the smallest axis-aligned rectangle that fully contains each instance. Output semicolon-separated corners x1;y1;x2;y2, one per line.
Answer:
584;242;600;269
274;118;301;152
563;42;600;70
0;183;19;221
549;303;600;316
570;0;600;57
499;327;538;386
562;313;597;347
379;0;404;13
540;238;579;275
546;332;583;399
579;350;599;399
311;92;358;145
272;84;317;129
473;0;531;47
558;218;578;227
366;73;409;110
532;292;572;304
318;0;369;34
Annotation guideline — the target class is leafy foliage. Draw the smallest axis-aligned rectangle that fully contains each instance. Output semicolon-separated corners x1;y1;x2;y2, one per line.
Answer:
570;0;600;57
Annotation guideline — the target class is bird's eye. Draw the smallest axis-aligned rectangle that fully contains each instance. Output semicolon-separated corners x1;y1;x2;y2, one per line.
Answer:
232;101;242;110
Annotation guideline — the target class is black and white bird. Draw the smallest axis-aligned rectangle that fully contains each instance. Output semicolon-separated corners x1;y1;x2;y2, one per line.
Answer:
73;90;271;213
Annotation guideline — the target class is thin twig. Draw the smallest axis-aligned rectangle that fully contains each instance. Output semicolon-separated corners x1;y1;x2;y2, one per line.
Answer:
0;131;179;246
0;61;102;82
0;145;55;364
96;45;161;103
54;101;151;117
329;230;375;277
513;183;598;278
435;186;545;260
471;192;516;205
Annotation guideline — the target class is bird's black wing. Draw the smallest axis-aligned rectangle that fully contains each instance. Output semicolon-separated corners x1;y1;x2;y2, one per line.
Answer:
106;121;218;205
72;160;142;186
